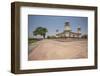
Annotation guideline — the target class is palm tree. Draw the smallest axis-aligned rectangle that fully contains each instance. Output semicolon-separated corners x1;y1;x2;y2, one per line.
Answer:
56;29;59;32
33;27;48;39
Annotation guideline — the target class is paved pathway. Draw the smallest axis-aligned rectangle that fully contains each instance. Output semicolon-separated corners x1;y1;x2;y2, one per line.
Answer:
28;39;87;60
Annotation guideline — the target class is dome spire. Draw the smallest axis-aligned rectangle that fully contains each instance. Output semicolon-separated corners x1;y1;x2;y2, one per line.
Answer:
77;25;81;33
64;22;71;32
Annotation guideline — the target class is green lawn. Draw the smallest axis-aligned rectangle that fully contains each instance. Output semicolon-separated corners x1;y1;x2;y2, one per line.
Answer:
28;38;38;44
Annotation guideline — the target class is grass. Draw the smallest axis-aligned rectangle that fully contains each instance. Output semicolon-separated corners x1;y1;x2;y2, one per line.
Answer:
28;38;38;44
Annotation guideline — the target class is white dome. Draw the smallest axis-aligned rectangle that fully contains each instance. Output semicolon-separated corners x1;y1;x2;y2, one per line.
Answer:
64;22;71;31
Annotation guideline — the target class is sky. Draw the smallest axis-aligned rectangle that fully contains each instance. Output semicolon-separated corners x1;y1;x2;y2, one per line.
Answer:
28;15;88;38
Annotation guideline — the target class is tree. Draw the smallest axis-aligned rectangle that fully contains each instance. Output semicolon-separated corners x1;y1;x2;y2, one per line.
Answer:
56;29;59;32
33;27;48;39
81;34;88;39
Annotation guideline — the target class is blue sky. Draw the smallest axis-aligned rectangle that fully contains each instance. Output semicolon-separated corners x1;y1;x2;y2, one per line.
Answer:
28;15;88;38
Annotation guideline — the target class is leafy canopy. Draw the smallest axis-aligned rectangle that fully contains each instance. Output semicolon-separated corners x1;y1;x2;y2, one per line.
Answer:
33;27;48;38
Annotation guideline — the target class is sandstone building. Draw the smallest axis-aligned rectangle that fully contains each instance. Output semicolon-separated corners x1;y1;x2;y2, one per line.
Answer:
56;22;81;38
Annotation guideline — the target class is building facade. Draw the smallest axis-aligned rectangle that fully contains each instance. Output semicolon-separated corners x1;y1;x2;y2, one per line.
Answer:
56;22;81;38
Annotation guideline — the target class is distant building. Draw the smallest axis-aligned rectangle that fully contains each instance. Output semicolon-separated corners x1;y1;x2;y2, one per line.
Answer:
56;22;81;38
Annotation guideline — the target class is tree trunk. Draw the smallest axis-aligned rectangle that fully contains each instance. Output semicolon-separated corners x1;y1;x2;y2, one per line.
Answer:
43;34;45;39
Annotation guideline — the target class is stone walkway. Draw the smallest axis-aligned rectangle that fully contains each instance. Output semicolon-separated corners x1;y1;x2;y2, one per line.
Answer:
28;39;88;60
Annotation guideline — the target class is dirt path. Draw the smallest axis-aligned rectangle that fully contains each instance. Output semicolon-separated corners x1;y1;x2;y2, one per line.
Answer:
28;39;87;60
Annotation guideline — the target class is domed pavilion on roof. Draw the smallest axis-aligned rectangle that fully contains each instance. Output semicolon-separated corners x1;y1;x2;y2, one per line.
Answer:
56;22;81;38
